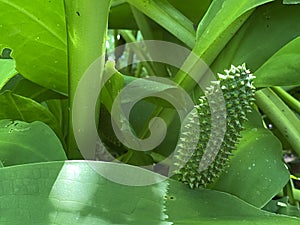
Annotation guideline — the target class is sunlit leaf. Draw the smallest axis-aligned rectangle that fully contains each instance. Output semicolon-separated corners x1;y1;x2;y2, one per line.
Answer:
0;59;17;90
0;161;299;224
0;0;67;93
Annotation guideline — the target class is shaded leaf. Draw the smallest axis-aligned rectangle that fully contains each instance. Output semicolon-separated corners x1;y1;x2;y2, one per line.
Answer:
126;0;195;48
263;196;300;217
194;0;273;64
109;0;212;29
0;91;62;139
101;61;124;112
168;0;212;25
46;99;69;141
121;76;186;107
212;1;300;77
109;0;137;29
211;110;290;208
0;120;66;166
254;37;300;87
166;180;299;224
12;78;67;102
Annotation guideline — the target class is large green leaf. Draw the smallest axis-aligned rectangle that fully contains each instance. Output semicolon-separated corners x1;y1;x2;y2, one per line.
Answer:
166;181;299;224
173;0;273;95
0;161;299;224
211;110;290;208
254;37;300;87
0;0;67;93
0;120;66;166
194;0;273;64
0;91;62;139
211;1;300;80
0;161;169;225
0;59;17;90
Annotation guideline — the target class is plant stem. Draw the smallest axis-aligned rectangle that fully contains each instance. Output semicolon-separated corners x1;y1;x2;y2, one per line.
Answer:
293;188;300;202
255;88;300;156
284;179;299;206
64;0;112;159
272;86;300;116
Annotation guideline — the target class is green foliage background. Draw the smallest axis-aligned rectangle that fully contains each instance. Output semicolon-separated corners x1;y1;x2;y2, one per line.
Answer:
0;0;300;224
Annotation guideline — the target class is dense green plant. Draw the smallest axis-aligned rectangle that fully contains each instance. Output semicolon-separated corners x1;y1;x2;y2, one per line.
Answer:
0;0;300;224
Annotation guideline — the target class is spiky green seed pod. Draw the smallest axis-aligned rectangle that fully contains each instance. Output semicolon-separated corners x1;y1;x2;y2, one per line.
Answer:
173;64;256;188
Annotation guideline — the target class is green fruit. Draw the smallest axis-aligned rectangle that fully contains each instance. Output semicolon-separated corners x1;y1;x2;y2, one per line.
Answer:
173;64;256;188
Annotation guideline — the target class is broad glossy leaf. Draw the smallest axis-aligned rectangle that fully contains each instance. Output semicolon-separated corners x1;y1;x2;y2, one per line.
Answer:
194;0;273;64
0;91;62;139
211;1;300;79
0;59;17;90
174;0;273;93
0;161;299;224
0;0;67;94
166;180;300;224
211;110;290;208
254;37;300;87
0;120;66;166
0;161;169;225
